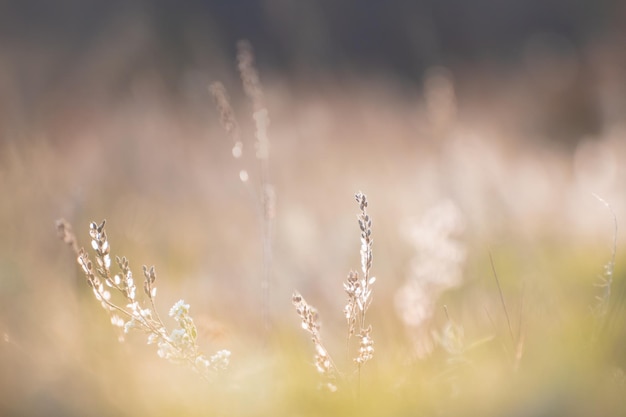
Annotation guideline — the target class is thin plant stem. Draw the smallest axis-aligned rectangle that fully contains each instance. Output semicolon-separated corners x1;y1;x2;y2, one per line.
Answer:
489;252;516;347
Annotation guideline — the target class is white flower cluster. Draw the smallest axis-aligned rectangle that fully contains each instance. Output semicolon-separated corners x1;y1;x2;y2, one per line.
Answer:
152;300;230;378
196;350;231;374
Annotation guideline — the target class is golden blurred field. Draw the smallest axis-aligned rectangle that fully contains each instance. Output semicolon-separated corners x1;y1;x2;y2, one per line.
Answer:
1;7;626;415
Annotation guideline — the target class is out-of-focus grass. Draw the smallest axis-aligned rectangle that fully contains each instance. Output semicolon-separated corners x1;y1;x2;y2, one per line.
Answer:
0;72;625;416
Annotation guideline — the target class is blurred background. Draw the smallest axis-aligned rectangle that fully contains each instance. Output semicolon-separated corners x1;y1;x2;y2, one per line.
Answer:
1;1;625;416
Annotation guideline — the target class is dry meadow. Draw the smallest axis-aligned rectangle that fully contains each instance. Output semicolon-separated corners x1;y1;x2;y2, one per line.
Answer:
1;35;625;416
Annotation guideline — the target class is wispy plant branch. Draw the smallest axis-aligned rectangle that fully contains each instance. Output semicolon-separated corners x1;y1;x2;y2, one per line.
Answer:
57;219;230;381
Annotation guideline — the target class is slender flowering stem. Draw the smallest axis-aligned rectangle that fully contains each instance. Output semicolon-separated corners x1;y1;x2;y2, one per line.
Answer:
58;218;230;381
294;192;376;394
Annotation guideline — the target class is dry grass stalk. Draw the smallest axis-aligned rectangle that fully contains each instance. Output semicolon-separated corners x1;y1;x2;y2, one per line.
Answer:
237;40;275;337
209;81;248;182
237;40;266;115
57;218;79;254
292;291;338;391
345;192;376;367
293;192;376;392
212;40;275;337
57;219;230;381
591;194;621;355
592;194;618;319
